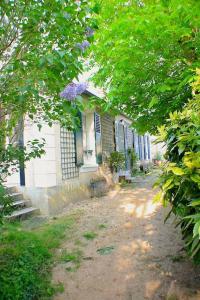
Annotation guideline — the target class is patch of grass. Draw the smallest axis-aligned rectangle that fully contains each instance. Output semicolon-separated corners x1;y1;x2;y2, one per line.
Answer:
0;213;80;300
74;239;85;246
60;249;83;272
166;295;178;300
171;255;185;262
97;245;115;255
83;231;97;240
98;224;107;229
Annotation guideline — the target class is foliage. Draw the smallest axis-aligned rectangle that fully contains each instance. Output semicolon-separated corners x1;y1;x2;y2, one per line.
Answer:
0;139;45;182
154;151;163;161
0;0;95;130
108;151;125;172
97;245;115;255
0;214;78;300
83;231;98;240
92;0;200;133
127;148;138;174
154;72;200;263
0;184;13;223
60;249;83;272
0;0;96;216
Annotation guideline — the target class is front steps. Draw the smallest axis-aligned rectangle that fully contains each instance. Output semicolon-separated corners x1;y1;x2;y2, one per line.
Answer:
3;187;39;220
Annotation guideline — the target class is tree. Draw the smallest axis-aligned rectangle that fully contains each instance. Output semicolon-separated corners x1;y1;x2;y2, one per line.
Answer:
0;0;96;181
91;0;200;133
0;0;96;219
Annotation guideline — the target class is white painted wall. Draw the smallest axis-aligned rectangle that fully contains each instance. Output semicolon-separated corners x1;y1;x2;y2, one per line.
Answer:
150;136;166;159
24;121;60;188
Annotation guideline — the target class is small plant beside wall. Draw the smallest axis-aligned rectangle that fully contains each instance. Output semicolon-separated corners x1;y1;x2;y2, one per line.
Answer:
108;151;125;173
127;148;138;175
153;151;163;166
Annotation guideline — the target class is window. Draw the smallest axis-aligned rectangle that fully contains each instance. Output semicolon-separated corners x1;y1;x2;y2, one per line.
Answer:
60;127;79;180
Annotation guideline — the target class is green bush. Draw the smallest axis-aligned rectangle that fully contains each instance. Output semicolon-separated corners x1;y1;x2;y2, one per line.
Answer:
108;151;125;173
0;214;77;299
127;148;138;175
154;74;200;263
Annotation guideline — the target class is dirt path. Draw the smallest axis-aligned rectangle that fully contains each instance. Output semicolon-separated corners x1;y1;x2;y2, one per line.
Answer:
52;174;200;300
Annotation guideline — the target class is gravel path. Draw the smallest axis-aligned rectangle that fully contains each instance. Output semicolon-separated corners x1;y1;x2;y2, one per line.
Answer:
52;174;200;300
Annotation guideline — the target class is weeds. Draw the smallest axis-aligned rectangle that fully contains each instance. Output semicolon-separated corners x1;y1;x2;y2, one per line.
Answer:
0;213;80;300
98;224;107;229
83;231;97;240
60;249;83;272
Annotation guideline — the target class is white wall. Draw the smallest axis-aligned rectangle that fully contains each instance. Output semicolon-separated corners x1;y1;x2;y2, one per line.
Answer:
24;120;61;188
150;136;166;159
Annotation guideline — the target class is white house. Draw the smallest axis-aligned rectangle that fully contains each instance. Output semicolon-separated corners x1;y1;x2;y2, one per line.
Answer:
5;87;152;216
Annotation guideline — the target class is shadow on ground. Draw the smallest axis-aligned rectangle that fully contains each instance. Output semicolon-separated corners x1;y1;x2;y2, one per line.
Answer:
52;174;200;300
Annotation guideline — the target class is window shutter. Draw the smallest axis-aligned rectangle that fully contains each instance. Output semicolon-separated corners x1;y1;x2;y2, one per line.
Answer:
115;121;119;151
94;113;102;164
147;135;151;159
133;131;139;158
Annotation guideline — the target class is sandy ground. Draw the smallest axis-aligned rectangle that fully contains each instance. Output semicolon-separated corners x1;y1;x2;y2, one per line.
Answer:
52;174;200;300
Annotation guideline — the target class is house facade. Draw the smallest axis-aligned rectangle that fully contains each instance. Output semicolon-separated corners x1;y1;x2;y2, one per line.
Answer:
5;89;152;216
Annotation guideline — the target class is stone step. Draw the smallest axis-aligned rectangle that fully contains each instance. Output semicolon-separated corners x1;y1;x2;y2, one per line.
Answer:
0;200;31;210
9;192;24;201
7;207;39;220
5;186;18;194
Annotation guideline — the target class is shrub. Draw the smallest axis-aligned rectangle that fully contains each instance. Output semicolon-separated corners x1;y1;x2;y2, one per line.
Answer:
0;214;78;299
108;151;125;172
154;73;200;263
127;148;138;175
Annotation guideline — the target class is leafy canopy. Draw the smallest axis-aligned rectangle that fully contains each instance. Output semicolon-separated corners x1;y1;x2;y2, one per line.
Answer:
0;0;94;129
0;0;96;183
92;0;200;133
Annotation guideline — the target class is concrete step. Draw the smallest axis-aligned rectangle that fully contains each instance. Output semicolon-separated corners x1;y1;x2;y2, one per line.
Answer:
5;186;18;194
9;192;24;201
0;200;31;210
7;207;39;220
3;186;40;220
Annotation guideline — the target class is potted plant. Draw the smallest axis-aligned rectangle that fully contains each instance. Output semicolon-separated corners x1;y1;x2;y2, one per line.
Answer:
153;151;162;166
108;151;125;183
127;148;138;176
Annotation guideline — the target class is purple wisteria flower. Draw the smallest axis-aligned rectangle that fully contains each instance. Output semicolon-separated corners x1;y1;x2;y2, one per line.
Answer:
60;82;88;101
60;83;77;101
76;40;90;52
76;82;88;94
85;26;94;37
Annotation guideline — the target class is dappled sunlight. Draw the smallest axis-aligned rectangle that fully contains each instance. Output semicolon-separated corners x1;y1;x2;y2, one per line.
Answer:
120;199;157;218
123;222;133;229
117;257;133;272
124;273;135;281
145;280;161;299
120;239;151;256
120;203;136;214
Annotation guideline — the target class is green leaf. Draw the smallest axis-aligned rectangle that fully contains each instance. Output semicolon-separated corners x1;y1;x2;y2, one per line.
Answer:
189;199;200;207
149;96;159;108
193;221;200;238
168;166;185;176
163;178;174;191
